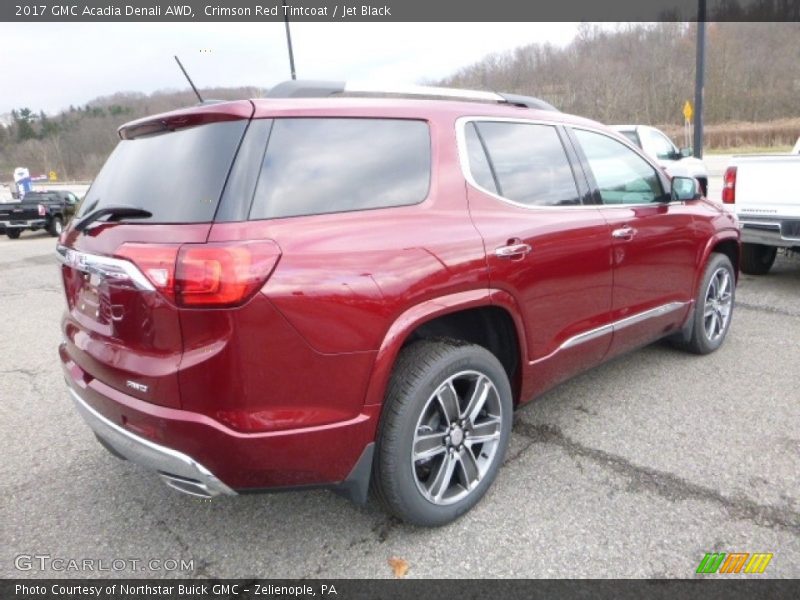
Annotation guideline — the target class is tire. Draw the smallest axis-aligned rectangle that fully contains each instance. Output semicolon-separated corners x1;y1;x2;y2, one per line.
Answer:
48;216;63;237
740;243;776;275
371;339;513;526
679;253;736;355
6;229;21;239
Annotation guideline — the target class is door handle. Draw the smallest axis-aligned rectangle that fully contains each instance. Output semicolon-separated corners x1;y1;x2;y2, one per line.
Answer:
495;242;532;259
611;226;637;240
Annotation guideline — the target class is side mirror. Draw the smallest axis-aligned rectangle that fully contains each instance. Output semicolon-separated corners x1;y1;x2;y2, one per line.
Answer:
679;147;693;158
671;176;701;201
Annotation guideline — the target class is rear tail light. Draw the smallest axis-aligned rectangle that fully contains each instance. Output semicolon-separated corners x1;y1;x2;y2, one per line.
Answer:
115;244;180;298
115;241;281;307
722;166;737;204
38;204;46;216
176;242;281;307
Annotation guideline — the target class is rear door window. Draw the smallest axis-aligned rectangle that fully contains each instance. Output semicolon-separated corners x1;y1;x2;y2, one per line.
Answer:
249;118;431;220
468;121;580;207
77;120;248;223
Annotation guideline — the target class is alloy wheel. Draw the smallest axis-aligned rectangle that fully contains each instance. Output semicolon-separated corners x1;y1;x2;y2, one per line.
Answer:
411;370;503;505
703;267;733;342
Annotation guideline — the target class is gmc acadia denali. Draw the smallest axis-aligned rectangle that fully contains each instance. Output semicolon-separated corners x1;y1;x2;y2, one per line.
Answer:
57;81;740;526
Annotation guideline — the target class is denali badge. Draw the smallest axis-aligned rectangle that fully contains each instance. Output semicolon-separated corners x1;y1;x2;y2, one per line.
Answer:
126;380;148;393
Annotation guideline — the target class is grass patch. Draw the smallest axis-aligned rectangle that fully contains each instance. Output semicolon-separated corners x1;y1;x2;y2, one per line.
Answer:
705;145;793;155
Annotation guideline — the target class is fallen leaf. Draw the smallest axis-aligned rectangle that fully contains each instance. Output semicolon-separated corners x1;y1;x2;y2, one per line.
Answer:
388;556;409;578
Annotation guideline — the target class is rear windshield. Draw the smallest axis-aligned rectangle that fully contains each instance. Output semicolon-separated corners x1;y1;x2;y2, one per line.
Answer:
249;118;431;220
78;120;247;223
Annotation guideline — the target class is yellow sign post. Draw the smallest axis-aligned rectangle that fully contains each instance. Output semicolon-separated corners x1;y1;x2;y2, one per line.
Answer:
682;101;694;150
48;171;57;182
683;100;694;121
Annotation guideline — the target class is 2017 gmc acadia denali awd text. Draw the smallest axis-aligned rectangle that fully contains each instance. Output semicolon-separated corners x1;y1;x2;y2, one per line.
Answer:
57;81;740;526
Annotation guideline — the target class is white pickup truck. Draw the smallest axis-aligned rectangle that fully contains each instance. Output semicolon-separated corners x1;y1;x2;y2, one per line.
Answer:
724;138;800;274
612;124;709;195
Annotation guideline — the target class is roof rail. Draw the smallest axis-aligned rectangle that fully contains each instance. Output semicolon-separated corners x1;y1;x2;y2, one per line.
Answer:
265;80;558;111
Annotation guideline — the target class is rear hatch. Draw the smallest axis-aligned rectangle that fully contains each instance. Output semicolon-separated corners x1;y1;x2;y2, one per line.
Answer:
59;101;254;407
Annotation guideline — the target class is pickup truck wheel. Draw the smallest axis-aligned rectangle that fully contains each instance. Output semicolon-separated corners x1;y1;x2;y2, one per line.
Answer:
681;253;735;355
6;230;21;239
740;243;776;275
48;216;63;237
372;340;512;526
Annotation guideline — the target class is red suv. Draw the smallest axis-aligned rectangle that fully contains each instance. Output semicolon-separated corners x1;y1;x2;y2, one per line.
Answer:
58;81;740;526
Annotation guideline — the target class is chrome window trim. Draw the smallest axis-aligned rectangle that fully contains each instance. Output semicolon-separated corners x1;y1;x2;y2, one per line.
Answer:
455;116;601;212
56;245;155;292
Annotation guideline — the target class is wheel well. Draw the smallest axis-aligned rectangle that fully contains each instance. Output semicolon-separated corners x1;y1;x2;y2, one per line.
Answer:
403;306;522;404
712;239;740;281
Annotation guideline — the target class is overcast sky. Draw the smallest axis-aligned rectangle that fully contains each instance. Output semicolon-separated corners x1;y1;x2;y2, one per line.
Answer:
0;22;583;115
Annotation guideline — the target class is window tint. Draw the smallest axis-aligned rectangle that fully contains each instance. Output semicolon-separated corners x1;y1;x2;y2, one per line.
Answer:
79;121;247;223
464;123;497;193
472;122;579;207
249;118;430;220
644;129;677;160
573;129;665;205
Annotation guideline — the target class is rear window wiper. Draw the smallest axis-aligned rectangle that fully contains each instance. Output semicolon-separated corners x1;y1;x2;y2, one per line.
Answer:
74;205;153;232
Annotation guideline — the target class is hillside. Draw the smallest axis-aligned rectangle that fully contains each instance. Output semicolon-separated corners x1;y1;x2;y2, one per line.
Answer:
2;22;800;182
438;22;800;126
0;87;263;181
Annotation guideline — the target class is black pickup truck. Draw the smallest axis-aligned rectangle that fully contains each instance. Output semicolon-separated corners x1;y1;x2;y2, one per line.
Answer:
0;190;79;239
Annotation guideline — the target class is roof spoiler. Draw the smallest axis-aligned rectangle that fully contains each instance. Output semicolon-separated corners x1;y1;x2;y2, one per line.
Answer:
266;80;558;112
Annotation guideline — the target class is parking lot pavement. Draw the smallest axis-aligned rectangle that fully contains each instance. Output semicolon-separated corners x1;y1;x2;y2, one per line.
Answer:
2;232;798;579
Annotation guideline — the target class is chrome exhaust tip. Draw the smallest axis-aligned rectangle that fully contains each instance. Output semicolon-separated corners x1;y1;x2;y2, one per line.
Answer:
159;473;217;499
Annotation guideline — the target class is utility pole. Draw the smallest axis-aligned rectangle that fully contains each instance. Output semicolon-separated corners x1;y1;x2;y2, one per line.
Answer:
693;0;706;158
282;0;297;80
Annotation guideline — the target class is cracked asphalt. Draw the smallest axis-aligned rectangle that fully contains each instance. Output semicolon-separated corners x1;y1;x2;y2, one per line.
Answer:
2;232;798;579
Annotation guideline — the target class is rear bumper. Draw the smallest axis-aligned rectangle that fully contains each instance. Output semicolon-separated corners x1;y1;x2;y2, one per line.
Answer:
69;386;236;498
62;353;380;499
0;218;46;229
740;217;800;247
